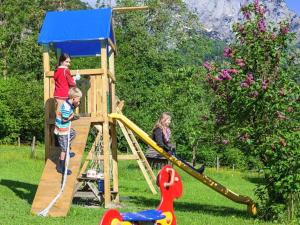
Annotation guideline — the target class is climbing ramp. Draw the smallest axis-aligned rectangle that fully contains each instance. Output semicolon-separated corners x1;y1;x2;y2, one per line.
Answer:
109;113;257;216
31;118;91;217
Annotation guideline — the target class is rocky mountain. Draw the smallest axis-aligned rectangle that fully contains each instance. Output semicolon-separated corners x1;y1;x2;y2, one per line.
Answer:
82;0;300;44
184;0;300;43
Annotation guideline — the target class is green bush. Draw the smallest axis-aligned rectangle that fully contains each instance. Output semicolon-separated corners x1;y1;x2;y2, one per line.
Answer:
222;148;247;170
0;78;43;143
197;147;218;167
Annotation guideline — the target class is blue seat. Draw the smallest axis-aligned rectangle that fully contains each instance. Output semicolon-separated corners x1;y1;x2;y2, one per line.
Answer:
121;209;165;222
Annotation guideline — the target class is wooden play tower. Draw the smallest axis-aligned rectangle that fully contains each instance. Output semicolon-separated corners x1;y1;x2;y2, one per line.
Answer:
31;7;156;217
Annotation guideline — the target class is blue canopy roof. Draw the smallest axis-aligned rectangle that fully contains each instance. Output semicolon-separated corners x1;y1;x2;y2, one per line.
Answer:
38;8;115;57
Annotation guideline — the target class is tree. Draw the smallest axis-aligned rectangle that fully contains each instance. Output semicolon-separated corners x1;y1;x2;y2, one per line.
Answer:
204;0;300;221
0;0;87;143
114;0;215;162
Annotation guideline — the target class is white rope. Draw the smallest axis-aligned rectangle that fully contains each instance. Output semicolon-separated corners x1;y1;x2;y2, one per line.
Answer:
38;123;72;217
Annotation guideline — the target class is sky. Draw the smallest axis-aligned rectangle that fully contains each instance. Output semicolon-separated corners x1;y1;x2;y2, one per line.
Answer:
286;0;300;15
82;0;300;16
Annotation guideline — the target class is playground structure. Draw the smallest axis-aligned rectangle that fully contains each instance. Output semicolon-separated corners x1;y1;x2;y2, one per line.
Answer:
99;165;183;225
31;8;157;217
31;7;257;218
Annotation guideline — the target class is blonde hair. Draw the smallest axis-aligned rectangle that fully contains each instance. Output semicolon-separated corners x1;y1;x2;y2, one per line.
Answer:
68;87;82;98
152;112;171;132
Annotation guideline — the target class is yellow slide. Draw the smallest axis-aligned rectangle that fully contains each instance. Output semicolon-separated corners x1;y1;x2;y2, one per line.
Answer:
109;113;257;216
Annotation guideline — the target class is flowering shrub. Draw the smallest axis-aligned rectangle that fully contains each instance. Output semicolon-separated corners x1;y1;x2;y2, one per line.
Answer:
204;0;300;221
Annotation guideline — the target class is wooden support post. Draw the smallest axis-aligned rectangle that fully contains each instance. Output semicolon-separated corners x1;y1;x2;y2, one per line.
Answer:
79;126;102;177
109;46;119;202
31;136;36;159
43;46;51;161
90;76;96;117
216;156;220;171
43;47;50;104
101;39;111;207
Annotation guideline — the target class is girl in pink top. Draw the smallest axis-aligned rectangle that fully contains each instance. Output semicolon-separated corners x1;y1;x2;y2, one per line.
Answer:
54;53;76;111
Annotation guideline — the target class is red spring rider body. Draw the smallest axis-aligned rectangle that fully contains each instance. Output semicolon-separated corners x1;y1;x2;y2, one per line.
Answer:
99;165;183;225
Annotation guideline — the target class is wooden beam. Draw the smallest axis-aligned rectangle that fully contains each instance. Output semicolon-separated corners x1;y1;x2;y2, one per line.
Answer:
117;120;157;194
43;50;51;103
108;38;117;54
108;71;115;82
109;47;116;112
43;47;51;161
108;44;119;202
100;39;112;208
117;100;125;111
113;6;149;12
79;128;102;177
87;154;139;160
45;68;104;77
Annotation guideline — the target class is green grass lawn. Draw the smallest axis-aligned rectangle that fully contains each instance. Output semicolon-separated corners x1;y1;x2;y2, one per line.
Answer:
0;145;280;225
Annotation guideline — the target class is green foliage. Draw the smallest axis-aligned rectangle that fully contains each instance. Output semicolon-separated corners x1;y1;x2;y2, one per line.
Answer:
0;78;44;143
1;0;224;172
222;148;247;170
114;0;216;162
0;0;87;143
197;147;218;167
204;0;300;221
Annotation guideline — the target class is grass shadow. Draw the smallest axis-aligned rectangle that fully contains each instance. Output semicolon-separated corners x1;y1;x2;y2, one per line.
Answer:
0;179;37;204
128;196;250;219
243;176;265;185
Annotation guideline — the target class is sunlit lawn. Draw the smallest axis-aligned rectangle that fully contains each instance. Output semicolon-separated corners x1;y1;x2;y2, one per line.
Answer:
0;145;279;225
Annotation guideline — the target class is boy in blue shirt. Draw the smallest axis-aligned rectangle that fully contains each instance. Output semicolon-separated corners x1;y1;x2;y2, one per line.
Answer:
54;87;82;175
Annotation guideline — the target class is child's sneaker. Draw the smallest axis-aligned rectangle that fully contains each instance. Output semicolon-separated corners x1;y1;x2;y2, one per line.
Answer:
57;160;72;175
72;114;80;121
56;166;72;175
197;165;205;174
69;151;75;158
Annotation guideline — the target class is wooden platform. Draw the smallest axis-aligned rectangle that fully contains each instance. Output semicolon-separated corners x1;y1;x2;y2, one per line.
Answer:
31;118;91;217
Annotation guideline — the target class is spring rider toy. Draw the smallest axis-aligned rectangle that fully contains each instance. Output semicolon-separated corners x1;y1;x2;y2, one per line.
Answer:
99;165;183;225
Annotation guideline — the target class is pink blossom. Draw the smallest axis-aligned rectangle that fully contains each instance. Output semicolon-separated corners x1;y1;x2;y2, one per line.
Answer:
224;47;233;58
243;10;251;20
228;69;238;74
246;73;255;85
239;133;249;142
280;26;289;34
241;82;249;88
236;59;246;67
204;61;213;71
239;25;245;32
259;7;265;16
257;19;266;32
250;91;259;98
219;69;232;80
262;80;269;90
254;0;260;12
222;139;229;145
214;76;222;81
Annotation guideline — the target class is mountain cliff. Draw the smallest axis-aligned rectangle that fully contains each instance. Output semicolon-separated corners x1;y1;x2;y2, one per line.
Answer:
184;0;300;43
